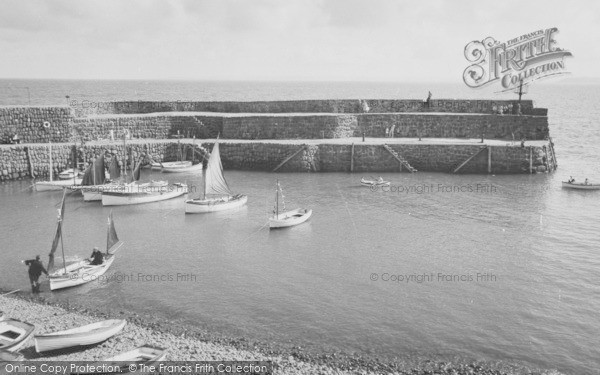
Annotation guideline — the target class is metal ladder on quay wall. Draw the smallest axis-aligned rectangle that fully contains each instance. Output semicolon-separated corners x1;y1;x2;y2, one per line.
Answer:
382;144;417;172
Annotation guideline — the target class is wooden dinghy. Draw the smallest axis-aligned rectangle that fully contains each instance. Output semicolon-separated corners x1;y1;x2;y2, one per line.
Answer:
270;208;312;229
34;319;126;353
104;345;167;363
562;181;600;190
269;181;312;229
161;162;203;173
360;177;390;187
0;319;35;352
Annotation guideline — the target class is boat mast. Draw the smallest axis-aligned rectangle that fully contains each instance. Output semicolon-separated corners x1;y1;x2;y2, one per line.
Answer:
276;180;279;220
49;141;53;182
73;144;77;186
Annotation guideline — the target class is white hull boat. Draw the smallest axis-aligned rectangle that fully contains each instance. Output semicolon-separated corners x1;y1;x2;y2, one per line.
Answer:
162;162;203;174
104;345;167;362
81;184;122;202
0;319;35;352
58;168;82;180
270;208;312;229
35;178;82;191
34;319;126;353
184;139;246;214
185;194;247;213
360;177;390;187
49;255;117;291
562;181;600;190
102;183;187;206
46;192;124;291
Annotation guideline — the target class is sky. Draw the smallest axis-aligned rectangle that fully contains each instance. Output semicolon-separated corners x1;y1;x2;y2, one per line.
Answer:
0;0;597;82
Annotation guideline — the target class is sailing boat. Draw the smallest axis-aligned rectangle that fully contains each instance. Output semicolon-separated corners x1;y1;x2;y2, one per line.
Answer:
101;136;183;206
80;154;122;202
269;180;312;229
185;139;247;213
161;139;203;173
47;190;124;291
35;142;82;191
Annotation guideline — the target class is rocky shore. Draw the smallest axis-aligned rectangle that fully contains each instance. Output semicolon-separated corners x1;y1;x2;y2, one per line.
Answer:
1;291;563;375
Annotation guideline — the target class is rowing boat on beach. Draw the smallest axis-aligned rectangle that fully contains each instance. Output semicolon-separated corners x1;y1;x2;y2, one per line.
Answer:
0;349;24;362
104;345;167;363
562;181;600;190
0;319;35;352
34;319;126;353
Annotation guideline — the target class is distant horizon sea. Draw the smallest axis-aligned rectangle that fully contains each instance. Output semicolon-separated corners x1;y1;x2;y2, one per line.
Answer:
1;79;599;374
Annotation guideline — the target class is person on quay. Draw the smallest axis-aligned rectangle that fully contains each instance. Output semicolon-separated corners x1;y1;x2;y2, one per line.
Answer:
24;255;48;293
89;247;104;265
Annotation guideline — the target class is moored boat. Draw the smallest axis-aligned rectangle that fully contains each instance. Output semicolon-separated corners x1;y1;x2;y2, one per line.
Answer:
185;140;247;213
161;161;203;173
58;168;82;180
360;177;390;187
269;181;312;229
35;142;82;191
562;181;600;190
101;182;187;206
0;319;35;352
34;319;126;353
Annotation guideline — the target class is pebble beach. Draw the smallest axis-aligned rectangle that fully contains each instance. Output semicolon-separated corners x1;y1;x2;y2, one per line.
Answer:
1;291;564;375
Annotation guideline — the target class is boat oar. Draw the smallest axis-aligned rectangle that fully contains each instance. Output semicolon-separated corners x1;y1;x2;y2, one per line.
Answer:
1;289;21;297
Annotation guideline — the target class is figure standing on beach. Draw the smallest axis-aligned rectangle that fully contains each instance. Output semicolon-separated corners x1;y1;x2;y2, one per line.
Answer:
425;91;432;108
23;255;48;293
389;124;396;138
385;127;389;137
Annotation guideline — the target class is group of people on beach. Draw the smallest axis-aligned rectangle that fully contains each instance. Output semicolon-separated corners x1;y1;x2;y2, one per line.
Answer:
24;247;104;293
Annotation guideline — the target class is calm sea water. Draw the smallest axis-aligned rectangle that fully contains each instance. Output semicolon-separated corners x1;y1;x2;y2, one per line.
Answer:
1;80;599;374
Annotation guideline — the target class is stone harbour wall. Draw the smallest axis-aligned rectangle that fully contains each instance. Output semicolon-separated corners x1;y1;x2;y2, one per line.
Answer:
70;99;538;117
0;140;554;181
0;107;74;144
71;115;222;141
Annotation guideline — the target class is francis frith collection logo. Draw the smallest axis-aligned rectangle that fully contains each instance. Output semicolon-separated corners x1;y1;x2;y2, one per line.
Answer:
463;27;572;90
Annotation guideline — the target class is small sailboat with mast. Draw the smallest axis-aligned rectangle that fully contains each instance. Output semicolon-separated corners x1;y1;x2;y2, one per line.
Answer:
101;135;185;206
185;139;247;213
160;136;203;173
269;180;312;229
47;190;124;291
35;142;82;191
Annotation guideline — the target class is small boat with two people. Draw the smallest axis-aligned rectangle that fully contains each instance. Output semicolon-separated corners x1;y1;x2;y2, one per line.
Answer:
185;139;247;213
562;176;600;190
269;180;312;229
47;190;124;291
34;319;126;353
360;177;390;187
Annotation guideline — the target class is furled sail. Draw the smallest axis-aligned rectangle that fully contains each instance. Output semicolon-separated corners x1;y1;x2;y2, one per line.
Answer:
93;154;106;185
81;164;94;186
106;211;123;255
132;159;142;182
204;141;232;196
108;156;121;180
48;190;67;271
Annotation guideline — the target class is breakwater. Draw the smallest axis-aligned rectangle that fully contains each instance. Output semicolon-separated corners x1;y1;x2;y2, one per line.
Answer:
0;138;556;181
0;99;556;179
